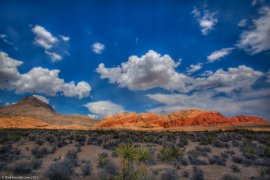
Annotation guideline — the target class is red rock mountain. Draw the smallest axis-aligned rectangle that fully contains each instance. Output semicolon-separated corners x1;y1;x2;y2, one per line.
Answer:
95;109;268;129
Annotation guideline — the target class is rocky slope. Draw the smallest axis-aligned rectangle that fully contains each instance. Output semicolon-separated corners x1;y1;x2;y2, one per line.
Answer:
95;109;268;129
0;96;97;129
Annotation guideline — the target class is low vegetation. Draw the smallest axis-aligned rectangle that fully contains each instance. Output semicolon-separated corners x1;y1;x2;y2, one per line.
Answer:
0;129;269;179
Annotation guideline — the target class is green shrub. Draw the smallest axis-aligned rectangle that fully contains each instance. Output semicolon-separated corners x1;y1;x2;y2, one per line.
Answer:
158;146;184;161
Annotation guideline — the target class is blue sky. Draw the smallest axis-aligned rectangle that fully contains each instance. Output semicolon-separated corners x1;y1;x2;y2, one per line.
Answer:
0;0;270;120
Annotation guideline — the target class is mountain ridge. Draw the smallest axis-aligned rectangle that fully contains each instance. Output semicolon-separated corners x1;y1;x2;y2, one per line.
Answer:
0;96;268;131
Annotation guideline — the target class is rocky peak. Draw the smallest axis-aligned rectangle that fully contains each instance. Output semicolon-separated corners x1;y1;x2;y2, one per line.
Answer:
17;96;55;112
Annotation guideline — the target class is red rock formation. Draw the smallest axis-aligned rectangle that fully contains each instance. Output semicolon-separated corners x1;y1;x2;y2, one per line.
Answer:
95;109;268;129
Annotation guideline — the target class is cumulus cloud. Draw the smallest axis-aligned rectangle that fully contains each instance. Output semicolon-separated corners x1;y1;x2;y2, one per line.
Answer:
96;50;189;91
207;48;234;62
192;7;218;35
96;50;263;95
0;51;91;99
187;63;203;74
84;101;125;118
92;42;105;54
45;51;63;62
237;7;270;55
33;95;49;104
0;51;23;88
13;67;91;98
192;65;263;94
32;25;58;49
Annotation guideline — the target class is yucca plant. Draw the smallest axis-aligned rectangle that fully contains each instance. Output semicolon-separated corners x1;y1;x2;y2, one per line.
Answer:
116;143;137;179
136;148;150;175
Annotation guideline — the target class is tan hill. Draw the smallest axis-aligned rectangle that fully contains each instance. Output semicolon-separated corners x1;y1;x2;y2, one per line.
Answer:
95;109;268;129
0;96;97;129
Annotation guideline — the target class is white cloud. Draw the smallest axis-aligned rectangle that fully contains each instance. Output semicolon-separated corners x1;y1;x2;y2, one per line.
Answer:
147;89;270;120
97;50;263;95
187;63;203;74
32;25;58;49
96;50;188;91
33;95;49;104
13;67;91;98
87;114;98;119
237;7;270;54
207;48;234;62
252;0;265;6
0;51;23;88
60;35;70;42
45;51;63;62
192;7;218;35
92;42;105;54
192;65;263;94
0;51;91;99
31;25;70;61
0;34;13;45
84;101;125;118
238;19;248;27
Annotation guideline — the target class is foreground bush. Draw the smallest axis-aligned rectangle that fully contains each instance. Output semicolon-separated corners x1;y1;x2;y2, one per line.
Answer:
45;159;73;180
8;160;33;175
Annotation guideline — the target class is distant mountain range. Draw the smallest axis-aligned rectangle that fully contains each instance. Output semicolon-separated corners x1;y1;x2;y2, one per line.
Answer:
0;96;268;131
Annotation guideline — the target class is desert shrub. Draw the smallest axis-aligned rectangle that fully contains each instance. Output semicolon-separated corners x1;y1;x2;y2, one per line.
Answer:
65;150;78;165
246;145;256;154
102;139;120;150
32;159;42;169
181;158;188;166
158;146;184;161
111;151;118;157
222;174;239;180
187;150;207;165
0;131;22;144
213;140;229;148
46;159;73;180
75;135;86;145
221;152;229;159
81;161;91;176
32;146;49;158
98;152;109;168
182;171;189;178
230;164;240;173
0;144;20;165
160;168;178;180
231;140;241;147
208;155;226;166
45;135;56;143
254;159;270;166
192;166;204;180
35;138;45;145
232;156;243;164
8;160;34;174
103;161;119;177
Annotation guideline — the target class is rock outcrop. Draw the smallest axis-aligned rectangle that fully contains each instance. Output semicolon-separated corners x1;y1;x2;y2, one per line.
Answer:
95;109;268;129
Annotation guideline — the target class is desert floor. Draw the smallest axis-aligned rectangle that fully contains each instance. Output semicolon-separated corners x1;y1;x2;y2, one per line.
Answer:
0;129;270;180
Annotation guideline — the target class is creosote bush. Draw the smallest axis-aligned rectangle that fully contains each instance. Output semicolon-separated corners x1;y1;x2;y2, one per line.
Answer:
46;159;73;180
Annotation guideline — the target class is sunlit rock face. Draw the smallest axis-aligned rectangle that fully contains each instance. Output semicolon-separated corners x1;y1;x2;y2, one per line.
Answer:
95;109;268;129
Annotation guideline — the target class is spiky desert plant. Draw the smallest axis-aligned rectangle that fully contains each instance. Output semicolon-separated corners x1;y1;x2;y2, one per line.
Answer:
136;148;150;175
116;143;137;179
